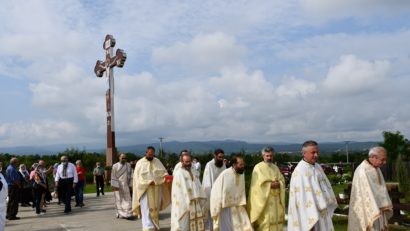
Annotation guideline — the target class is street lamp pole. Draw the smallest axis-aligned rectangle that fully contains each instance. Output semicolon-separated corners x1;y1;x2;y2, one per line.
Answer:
94;34;127;168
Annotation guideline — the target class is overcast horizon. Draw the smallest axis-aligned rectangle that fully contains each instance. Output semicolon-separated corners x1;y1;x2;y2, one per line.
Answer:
1;1;410;148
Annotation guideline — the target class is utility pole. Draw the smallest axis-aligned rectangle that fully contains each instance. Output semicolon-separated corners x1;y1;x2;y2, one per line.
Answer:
159;137;165;158
345;141;350;163
94;34;127;168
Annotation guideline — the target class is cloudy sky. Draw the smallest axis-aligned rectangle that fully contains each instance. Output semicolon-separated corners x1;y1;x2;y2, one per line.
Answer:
1;0;410;148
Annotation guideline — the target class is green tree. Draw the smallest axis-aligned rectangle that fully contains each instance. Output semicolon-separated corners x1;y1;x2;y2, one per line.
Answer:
395;154;410;197
378;131;410;161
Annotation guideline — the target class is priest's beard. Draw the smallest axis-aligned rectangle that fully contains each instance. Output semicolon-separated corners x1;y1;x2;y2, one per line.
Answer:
215;159;224;167
146;156;154;161
234;167;244;174
183;164;192;170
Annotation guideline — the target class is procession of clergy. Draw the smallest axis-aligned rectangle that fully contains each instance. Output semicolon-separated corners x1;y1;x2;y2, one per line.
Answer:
109;141;393;231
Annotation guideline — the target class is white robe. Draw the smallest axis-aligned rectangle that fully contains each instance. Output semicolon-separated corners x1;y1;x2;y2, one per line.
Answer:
287;160;338;231
0;173;8;231
202;159;226;229
171;167;207;231
210;167;252;231
111;162;133;218
348;160;393;231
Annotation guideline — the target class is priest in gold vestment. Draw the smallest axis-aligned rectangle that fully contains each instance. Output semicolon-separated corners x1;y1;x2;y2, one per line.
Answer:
348;146;393;231
171;151;207;231
132;146;171;231
210;156;253;231
287;141;337;231
248;146;285;231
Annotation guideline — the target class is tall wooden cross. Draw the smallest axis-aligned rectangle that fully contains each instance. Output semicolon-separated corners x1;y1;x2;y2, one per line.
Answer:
94;34;127;167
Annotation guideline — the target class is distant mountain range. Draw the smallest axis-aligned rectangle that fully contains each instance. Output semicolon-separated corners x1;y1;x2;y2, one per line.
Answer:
0;140;378;156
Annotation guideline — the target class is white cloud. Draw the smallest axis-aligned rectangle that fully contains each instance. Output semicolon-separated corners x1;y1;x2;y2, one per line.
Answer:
300;0;410;22
276;30;410;62
323;55;390;95
1;1;410;148
152;33;247;73
276;76;316;98
0;120;78;146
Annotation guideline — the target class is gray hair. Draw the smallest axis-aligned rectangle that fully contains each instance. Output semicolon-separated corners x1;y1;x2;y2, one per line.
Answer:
301;140;318;154
261;146;274;155
10;157;18;165
368;146;387;157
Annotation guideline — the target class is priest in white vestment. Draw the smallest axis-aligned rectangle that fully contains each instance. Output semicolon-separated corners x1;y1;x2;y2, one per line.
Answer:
132;146;171;231
171;152;207;231
111;153;134;219
202;149;226;230
210;156;253;231
287;140;337;231
348;146;393;231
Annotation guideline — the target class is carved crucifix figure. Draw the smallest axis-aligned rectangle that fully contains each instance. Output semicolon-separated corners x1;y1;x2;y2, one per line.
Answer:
94;34;127;168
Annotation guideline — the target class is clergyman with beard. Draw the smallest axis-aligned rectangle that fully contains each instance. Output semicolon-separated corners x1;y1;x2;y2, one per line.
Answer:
247;146;286;231
170;151;207;230
201;148;226;230
132;146;171;231
111;153;133;219
210;155;253;231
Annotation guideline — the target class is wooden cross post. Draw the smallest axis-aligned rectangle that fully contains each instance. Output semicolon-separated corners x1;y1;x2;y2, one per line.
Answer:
94;34;127;169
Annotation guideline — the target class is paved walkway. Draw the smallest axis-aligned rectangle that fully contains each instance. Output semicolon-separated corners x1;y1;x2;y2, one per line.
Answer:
5;192;172;231
5;192;288;231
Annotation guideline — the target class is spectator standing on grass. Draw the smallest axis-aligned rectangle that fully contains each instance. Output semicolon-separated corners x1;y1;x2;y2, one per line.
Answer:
75;160;86;208
93;162;105;197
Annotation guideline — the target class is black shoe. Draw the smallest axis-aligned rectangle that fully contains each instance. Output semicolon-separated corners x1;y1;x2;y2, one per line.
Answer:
8;217;20;220
80;203;85;207
97;194;100;197
125;216;135;220
101;192;104;195
74;204;79;207
41;209;46;213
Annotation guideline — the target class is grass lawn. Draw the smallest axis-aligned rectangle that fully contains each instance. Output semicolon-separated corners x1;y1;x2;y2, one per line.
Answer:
84;183;112;194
